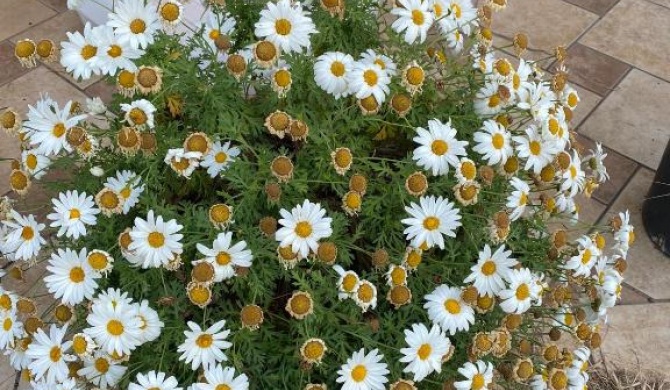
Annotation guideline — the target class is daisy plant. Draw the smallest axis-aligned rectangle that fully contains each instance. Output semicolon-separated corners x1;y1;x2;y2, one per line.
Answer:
1;0;632;388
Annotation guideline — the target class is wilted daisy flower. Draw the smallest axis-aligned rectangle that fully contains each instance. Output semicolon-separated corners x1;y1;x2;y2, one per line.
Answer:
514;125;559;174
121;99;156;129
424;285;474;335
473;120;513;165
583;143;609;183
157;0;183;30
353;280;378;312
314;51;354;99
196;232;253;282
129;210;184;268
78;353;127;389
107;0;161;49
136;65;163;94
499;268;543;315
402;195;462;250
336;348;389;390
334;265;360;300
560;149;586;197
391;0;434;44
201;11;237;53
24;98;87;156
21;149;50;179
412;119;468;176
400;323;451;382
95;187;125;217
47;190;99;239
44;248;100;306
254;0;317;53
26;324;74;384
276;200;333;259
60;23;102;80
129;370;181;390
178;320;232;371
201;141;240;178
300;338;327;365
1;108;21;133
165;148;202;179
464;244;518;297
401;61;425;96
196;364;249;390
506;177;530;221
104;170;145;214
70;333;96;358
0;311;23;349
2;210;46;261
348;60;393;104
14;39;37;68
95;25;143;75
286;291;314;319
455;360;494;390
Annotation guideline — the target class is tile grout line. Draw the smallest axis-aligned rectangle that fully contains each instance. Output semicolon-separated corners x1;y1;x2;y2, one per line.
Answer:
595;164;641;225
35;0;63;14
621;281;654;303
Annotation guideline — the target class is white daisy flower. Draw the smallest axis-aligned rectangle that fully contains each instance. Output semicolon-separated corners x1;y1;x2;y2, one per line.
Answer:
121;99;156;129
85;297;143;355
391;0;435;44
541;110;569;149
445;0;478;35
95;287;134;308
446;28;464;53
401;195;462;250
60;22;103;80
86;96;107;115
129;370;182;390
78;353;127;389
506;177;530;221
134;299;164;343
400;323;451;382
472;120;513;166
1;210;46;261
177;320;232;371
514;125;559;174
24;98;86;156
359;49;397;76
517;82;555;121
463;244;518;297
44;248;100;306
583;142;609;183
564;235;600;277
6;337;32;370
0;311;23;349
454;360;494;390
560;149;586;197
347;61;391;104
47;190;99;239
560;85;580;111
412;119;468;176
336;348;389;390
424;285;474;335
165;148;202;179
70;332;96;358
498;267;542;314
196;232;253;282
275;199;333;259
353;279;378;312
107;0;161;49
26;324;74;384
254;0;317;53
474;81;505;117
129;210;184;269
157;0;184;30
567;348;590;389
95;25;144;75
195;364;250;390
104;170;145;214
201;11;237;53
334;265;361;300
314;51;354;99
0;287;18;314
201;141;240;178
21;149;51;179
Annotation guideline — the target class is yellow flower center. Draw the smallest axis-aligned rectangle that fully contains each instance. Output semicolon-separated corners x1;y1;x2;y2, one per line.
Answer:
128;108;147;125
492;133;505;149
21;226;34;241
303;340;325;360
444;299;461;314
196;333;213;348
119;185;132;199
390;267;406;285
216;252;231;266
481;260;497;276
357;283;374;302
351;364;367;382
0;295;11;311
118;70;136;88
69;208;81;220
330;61;345;77
209;29;220;40
417;343;432;360
11;170;29;191
80;45;97;60
99;190;120;209
411;9;425;25
431;139;449;155
290;294;312;315
107;44;122;58
581;249;592;265
107;320;124;336
15;40;36;58
72;336;87;355
255;41;277;62
451;3;462;18
570;165;578;179
529;141;541;156
94;357;110;374
344;192;362;209
461;162;477;180
471;373;485;390
185;134;209;153
3;318;12;331
147;232;165;248
406;67;424;86
295;221;313;238
69;267;85;283
363;69;378;86
274;69;292;88
210;204;231;223
52;123;66;138
189;285;211;305
488;94;500;108
567;93;578;108
25;154;38;170
423;216;440;231
160;3;180;22
516;283;530;300
215;152;228;164
519;192;528;206
130;19;147;34
216;385;231;390
342;274;358;292
275;18;292;35
49;346;62;362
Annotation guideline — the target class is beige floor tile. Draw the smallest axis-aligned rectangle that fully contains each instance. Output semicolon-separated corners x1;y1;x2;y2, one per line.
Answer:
575;193;607;226
0;358;18;390
618;283;651;305
491;0;598;56
579;69;670;169
38;0;69;13
0;41;30;87
10;10;101;89
562;43;631;97
563;0;619;15
570;83;601;128
0;0;56;41
602;168;670;300
601;302;670;376
581;0;670;81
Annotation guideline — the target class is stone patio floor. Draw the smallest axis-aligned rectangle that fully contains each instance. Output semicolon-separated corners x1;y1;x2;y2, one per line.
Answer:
0;0;669;388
